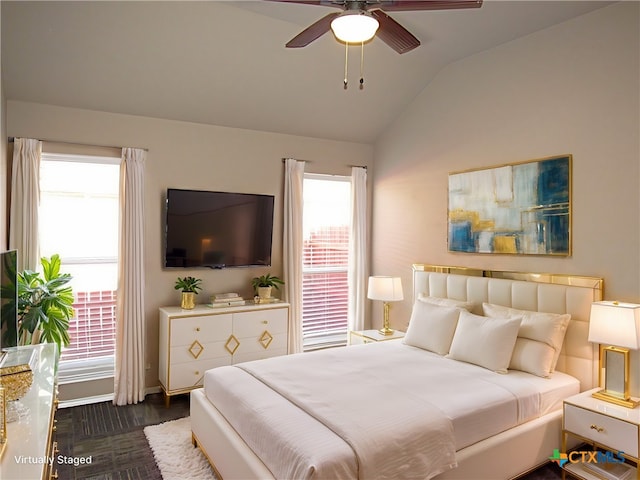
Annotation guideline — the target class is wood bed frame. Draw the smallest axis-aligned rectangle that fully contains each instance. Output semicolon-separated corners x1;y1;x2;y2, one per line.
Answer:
191;264;604;480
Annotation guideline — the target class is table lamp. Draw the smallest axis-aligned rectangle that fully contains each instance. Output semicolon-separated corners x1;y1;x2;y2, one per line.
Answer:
588;300;640;408
367;276;403;335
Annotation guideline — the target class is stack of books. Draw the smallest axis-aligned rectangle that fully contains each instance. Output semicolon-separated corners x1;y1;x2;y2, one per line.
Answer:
208;293;245;307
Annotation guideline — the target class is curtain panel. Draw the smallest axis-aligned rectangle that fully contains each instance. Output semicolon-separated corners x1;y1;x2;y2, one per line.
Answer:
348;166;367;332
9;138;42;271
114;147;146;405
283;158;305;354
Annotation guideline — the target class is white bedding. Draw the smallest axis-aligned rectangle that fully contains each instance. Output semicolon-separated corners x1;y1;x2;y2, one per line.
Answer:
203;341;579;480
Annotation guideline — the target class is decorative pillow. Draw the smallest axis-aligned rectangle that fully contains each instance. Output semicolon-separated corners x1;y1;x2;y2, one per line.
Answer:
403;301;461;355
482;303;570;374
417;294;476;313
509;338;556;377
446;310;522;374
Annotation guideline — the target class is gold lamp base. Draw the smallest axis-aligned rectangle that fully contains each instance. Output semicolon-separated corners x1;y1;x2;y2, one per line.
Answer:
378;301;394;336
592;389;640;409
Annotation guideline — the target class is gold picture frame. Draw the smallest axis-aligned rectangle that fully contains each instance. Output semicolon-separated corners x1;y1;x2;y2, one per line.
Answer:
448;154;572;255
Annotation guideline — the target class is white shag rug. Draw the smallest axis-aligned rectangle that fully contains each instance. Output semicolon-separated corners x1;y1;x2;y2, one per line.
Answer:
144;416;217;480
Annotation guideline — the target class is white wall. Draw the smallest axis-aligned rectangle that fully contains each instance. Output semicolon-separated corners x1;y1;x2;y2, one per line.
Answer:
6;101;373;394
1;1;6;251
1;85;6;252
372;2;639;395
373;2;639;325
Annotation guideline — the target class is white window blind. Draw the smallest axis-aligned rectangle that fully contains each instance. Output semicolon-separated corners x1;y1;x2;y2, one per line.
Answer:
302;175;351;350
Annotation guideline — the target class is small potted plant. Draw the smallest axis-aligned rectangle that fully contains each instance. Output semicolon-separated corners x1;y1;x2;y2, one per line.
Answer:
251;274;284;300
174;276;203;309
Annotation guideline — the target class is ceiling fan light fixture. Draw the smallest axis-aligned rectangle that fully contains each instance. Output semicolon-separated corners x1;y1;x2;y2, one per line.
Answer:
330;11;379;43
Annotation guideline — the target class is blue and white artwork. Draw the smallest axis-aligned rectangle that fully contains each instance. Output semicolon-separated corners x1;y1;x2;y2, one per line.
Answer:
448;155;571;255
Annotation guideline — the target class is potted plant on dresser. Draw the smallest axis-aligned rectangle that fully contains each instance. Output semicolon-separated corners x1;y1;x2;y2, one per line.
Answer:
174;276;202;309
251;273;284;300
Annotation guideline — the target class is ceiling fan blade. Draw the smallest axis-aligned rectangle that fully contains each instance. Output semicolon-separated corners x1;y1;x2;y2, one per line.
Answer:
372;0;482;11
285;12;341;48
263;0;343;7
370;9;420;54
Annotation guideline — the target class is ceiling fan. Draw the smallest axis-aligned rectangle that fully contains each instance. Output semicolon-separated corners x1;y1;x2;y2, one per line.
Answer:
265;0;483;54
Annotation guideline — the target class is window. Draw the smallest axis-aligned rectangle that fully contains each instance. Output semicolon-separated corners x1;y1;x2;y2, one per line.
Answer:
39;153;120;379
302;175;351;350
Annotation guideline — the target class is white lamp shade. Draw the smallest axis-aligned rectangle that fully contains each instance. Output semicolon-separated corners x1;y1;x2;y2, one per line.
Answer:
588;301;640;349
367;276;403;302
331;12;379;43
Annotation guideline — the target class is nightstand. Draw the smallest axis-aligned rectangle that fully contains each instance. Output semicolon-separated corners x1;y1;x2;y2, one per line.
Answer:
562;388;639;480
349;329;405;345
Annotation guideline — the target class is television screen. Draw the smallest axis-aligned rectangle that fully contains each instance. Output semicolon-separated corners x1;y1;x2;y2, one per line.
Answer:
164;189;275;269
0;250;18;349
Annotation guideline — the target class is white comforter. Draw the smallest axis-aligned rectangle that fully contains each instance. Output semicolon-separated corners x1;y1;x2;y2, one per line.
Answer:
239;344;459;480
205;342;545;480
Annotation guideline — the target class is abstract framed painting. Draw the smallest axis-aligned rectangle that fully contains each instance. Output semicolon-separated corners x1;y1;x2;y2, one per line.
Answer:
448;155;571;256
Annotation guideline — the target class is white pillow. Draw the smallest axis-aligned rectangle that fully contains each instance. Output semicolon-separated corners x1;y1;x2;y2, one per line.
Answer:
482;303;570;374
403;301;461;355
446;310;522;374
509;338;556;377
417;294;476;313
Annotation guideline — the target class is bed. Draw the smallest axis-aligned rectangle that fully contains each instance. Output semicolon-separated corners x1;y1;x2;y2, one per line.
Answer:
190;264;604;479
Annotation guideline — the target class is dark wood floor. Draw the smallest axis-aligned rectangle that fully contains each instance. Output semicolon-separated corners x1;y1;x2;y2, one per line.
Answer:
54;392;562;480
54;392;190;480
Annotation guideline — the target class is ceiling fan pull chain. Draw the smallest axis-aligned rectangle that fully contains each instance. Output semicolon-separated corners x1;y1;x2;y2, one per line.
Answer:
344;41;349;89
360;41;365;89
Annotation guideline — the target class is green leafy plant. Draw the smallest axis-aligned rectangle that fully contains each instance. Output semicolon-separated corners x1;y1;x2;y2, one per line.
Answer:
174;276;203;294
251;274;284;292
17;254;74;352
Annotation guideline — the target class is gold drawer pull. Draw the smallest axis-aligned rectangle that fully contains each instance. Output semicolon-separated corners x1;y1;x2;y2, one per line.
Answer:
196;327;200;332
590;424;604;433
195;371;200;376
260;330;274;349
262;320;268;324
225;335;240;355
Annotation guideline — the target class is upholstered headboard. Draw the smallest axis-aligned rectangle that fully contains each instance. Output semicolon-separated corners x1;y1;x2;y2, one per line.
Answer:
412;264;604;392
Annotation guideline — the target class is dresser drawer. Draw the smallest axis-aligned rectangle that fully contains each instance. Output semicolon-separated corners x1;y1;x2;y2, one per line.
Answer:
564;403;639;456
234;332;288;356
233;345;288;364
170;339;230;365
233;308;288;338
170;314;233;345
168;357;231;391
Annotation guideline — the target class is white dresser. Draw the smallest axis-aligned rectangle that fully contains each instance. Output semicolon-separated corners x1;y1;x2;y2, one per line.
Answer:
159;302;289;406
1;343;59;480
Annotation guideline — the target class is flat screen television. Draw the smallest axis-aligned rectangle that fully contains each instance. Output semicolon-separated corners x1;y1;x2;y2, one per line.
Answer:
164;188;275;269
1;249;18;350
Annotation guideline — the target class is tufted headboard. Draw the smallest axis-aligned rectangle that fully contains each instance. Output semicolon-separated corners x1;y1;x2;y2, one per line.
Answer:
412;264;604;392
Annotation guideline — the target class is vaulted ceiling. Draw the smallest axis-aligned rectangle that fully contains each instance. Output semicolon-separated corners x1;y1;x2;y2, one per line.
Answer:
1;1;613;143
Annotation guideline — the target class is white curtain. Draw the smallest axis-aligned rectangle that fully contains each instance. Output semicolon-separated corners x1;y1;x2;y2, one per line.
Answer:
114;147;146;405
283;158;305;354
348;166;367;331
9;138;42;271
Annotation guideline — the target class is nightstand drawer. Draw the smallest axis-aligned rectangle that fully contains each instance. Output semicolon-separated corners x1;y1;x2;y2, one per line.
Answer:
564;404;639;456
